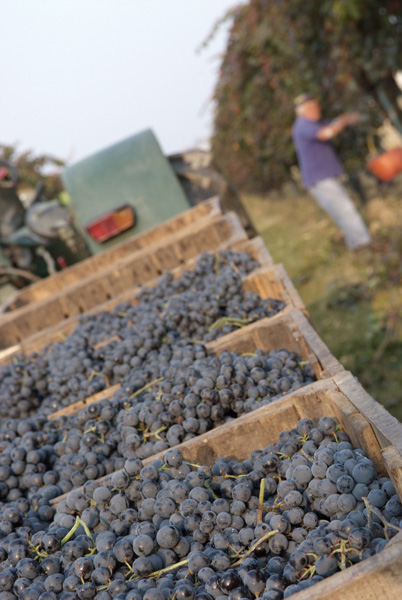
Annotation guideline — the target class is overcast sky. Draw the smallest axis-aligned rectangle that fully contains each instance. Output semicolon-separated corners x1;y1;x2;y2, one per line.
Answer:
1;0;242;164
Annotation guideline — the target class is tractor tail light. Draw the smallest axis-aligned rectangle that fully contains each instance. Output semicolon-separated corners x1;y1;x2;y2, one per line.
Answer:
85;205;136;242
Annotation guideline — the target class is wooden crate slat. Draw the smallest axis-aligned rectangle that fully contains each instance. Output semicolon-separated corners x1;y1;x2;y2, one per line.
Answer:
289;309;344;378
148;243;183;272
242;262;308;317
334;370;402;455
382;446;402;500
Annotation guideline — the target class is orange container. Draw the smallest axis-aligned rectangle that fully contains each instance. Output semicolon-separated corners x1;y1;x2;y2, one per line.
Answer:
367;147;402;181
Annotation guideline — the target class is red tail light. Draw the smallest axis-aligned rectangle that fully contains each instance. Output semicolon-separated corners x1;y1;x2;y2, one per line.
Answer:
85;205;136;242
57;256;68;269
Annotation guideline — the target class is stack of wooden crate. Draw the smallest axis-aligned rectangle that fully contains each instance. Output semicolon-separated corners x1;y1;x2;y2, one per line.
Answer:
0;197;401;598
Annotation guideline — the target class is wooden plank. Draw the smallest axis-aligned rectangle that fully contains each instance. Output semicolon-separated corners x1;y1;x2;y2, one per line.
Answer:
0;301;68;345
0;344;21;362
334;370;402;454
3;198;222;311
275;264;309;316
289;309;344;378
149;243;183;272
243;263;308;318
0;213;247;349
381;446;402;500
1;321;76;361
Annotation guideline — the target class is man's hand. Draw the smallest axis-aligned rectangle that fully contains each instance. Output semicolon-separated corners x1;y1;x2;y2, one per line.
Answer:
317;112;362;141
344;112;361;126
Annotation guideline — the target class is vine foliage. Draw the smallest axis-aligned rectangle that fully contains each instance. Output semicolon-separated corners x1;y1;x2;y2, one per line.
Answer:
208;0;402;192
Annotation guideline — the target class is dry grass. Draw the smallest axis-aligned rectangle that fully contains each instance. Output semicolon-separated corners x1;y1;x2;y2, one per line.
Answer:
242;173;402;421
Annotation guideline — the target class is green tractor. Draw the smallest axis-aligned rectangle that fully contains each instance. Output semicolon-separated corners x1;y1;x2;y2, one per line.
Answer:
0;129;255;305
62;128;255;255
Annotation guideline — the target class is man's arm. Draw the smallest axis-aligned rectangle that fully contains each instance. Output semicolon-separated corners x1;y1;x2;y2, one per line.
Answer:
317;112;361;141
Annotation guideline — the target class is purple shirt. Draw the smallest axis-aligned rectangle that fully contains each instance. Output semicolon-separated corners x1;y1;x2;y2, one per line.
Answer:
292;116;344;188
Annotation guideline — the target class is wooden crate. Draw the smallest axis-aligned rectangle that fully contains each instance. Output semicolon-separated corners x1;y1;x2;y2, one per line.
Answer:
0;212;247;349
0;236;276;365
48;309;340;422
51;373;402;598
139;374;402;600
3;197;222;311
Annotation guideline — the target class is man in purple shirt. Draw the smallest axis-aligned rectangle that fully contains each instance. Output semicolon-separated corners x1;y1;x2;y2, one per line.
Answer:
292;94;371;250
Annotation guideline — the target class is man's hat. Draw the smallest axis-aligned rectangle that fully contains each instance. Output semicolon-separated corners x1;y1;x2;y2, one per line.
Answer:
293;93;314;107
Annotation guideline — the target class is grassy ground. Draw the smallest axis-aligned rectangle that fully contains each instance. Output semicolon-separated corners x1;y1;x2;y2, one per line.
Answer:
242;175;402;421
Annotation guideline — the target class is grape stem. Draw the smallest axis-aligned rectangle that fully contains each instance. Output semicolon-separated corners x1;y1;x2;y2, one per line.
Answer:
298;564;316;581
362;496;402;539
330;539;353;570
230;529;279;567
257;479;265;524
208;317;251;332
131;530;280;581
205;480;220;500
142;426;167;441
214;253;220;275
61;516;94;546
130;377;164;399
87;370;110;387
129;558;190;581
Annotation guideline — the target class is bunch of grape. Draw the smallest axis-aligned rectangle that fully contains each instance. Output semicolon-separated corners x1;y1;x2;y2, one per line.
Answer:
0;342;314;509
135;249;262;308
0;414;61;505
0;416;399;600
41;345;315;498
0;250;285;421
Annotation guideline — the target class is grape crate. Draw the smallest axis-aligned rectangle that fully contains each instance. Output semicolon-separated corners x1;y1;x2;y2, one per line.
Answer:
0;198;400;600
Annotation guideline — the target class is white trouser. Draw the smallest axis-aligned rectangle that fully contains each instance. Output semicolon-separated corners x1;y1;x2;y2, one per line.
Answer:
309;178;371;250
